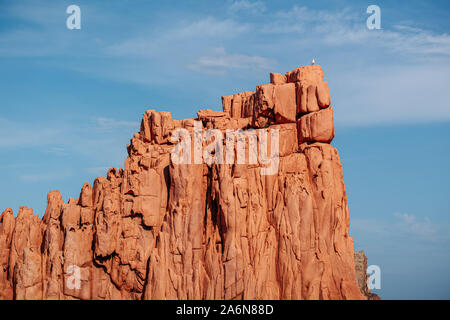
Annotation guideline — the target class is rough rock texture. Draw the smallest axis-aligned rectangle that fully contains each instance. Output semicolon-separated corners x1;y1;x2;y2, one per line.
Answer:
298;106;335;143
0;65;367;300
354;251;381;300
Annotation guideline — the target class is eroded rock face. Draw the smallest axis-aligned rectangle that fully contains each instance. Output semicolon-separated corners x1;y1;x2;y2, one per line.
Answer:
0;65;366;300
354;251;381;300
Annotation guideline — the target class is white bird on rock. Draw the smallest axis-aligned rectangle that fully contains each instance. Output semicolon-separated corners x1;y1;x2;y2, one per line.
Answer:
312;59;315;65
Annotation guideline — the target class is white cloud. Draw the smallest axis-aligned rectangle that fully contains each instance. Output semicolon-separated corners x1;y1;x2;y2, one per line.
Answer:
389;25;450;56
394;213;437;237
179;17;249;38
260;22;304;34
332;63;450;126
2;2;450;126
228;0;266;15
352;213;441;240
106;17;249;58
256;5;450;59
187;47;274;75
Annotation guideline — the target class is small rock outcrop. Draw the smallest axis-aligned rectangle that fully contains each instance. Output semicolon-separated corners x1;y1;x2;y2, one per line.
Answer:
354;251;381;300
0;65;367;300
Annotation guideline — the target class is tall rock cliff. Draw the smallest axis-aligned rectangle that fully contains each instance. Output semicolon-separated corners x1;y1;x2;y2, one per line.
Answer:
0;65;366;300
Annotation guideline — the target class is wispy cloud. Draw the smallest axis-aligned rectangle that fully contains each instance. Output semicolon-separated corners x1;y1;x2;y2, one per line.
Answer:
106;17;249;58
259;5;450;58
394;212;437;237
4;2;449;64
228;0;266;15
1;1;450;127
332;63;450;126
388;25;450;56
352;213;444;241
187;47;274;75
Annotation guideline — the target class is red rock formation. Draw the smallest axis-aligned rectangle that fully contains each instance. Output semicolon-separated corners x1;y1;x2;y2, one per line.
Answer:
0;65;365;300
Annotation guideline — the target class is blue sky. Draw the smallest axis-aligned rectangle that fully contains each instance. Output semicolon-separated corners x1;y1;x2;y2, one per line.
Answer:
1;0;449;299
